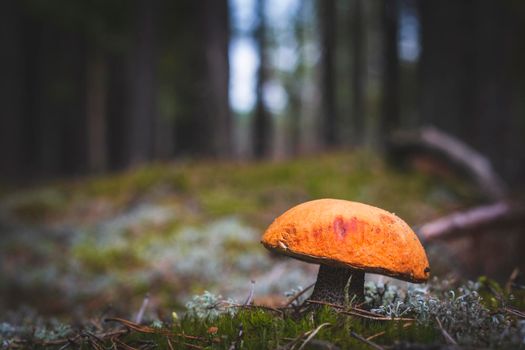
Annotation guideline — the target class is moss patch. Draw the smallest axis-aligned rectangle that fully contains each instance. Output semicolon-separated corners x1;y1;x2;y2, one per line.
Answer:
0;151;483;323
1;151;479;226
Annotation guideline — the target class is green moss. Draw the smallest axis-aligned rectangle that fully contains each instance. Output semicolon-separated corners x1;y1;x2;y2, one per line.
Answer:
188;151;477;223
6;188;69;222
80;163;189;199
0;150;487;333
7;278;525;349
222;237;260;255
72;238;144;273
477;276;525;310
198;188;260;217
110;308;439;349
2;151;479;226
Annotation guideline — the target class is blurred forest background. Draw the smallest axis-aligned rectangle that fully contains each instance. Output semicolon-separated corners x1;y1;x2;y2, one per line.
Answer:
1;0;525;323
1;0;525;182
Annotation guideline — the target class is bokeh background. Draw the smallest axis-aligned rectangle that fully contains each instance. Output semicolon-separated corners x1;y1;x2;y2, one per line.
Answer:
1;0;524;322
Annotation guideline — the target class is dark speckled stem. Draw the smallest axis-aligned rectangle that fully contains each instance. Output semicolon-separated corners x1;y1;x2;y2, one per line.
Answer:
308;265;365;306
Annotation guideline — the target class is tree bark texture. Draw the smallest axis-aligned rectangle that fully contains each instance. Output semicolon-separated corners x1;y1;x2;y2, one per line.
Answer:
253;0;271;159
319;0;338;148
380;0;400;150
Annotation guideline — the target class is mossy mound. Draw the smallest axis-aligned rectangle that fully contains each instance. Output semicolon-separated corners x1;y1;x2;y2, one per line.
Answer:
0;151;483;325
3;279;524;349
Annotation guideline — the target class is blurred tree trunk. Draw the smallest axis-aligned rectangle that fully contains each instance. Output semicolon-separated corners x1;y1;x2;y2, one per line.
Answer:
33;25;63;176
350;0;365;145
419;0;525;184
419;0;472;138
106;53;130;170
253;0;271;159
173;0;231;158
287;5;305;157
0;4;88;180
203;0;232;157
0;1;24;180
30;23;87;177
469;1;516;182
127;0;157;166
361;0;383;149
299;0;322;154
60;35;87;176
86;46;108;173
380;0;400;150
19;14;40;178
319;0;338;148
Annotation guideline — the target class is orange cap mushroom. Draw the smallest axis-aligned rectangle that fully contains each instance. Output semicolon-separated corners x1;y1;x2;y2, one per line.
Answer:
261;199;430;305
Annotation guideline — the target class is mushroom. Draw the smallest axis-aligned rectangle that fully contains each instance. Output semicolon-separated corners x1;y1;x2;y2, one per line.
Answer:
261;199;430;306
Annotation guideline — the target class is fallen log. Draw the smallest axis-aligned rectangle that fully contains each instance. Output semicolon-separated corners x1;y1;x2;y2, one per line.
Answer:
389;126;508;200
418;201;525;242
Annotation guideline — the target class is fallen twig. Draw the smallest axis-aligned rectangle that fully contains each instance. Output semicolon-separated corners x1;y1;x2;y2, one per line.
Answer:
113;337;139;350
435;317;457;345
225;302;284;315
84;330;105;344
57;338;76;350
182;342;205;350
297;323;332;350
87;338;105;350
106;317;157;334
83;331;107;350
505;268;521;293
418;201;525;242
366;322;413;341
105;317;206;341
350;330;384;350
279;323;331;350
166;337;175;350
342;309;414;321
306;300;415;321
228;323;243;350
501;307;525;319
306;300;379;316
11;330;127;348
390;126;507;199
284;282;315;307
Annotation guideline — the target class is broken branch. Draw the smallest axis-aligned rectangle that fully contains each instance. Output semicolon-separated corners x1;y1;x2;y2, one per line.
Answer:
418;201;525;242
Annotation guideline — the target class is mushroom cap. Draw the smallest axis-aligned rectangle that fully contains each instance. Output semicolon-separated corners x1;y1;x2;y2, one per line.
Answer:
261;199;430;283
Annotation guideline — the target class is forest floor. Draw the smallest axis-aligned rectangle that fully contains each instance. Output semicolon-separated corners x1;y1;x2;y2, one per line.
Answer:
1;151;523;348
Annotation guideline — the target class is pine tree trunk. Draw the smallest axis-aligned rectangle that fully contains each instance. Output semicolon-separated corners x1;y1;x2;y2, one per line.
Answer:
86;46;108;173
253;0;271;159
319;0;338;148
0;1;24;180
351;0;365;145
380;0;400;150
203;0;232;158
127;0;157;166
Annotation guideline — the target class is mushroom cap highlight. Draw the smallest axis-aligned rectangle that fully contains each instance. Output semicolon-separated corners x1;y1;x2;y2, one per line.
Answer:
261;199;430;283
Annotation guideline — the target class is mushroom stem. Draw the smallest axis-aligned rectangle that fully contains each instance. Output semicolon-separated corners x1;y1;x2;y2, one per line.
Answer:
308;265;365;306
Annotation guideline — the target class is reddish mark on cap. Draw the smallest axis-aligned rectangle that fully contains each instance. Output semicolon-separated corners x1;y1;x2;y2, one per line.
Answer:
312;227;322;239
333;216;368;241
380;214;395;225
284;225;297;235
333;216;347;239
334;216;356;239
348;217;359;232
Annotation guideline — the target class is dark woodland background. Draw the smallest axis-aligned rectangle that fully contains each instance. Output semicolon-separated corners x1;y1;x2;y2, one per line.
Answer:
1;0;524;185
2;1;525;331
